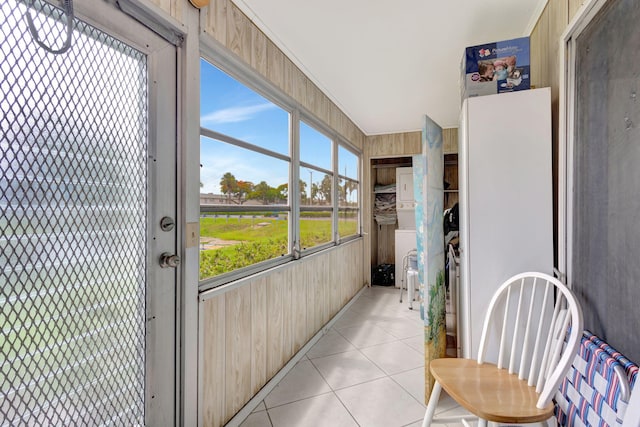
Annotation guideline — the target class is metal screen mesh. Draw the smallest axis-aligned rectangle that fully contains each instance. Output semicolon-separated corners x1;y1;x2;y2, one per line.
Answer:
1;1;148;425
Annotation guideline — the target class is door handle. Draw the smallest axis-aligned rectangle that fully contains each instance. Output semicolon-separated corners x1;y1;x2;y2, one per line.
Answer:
159;252;180;268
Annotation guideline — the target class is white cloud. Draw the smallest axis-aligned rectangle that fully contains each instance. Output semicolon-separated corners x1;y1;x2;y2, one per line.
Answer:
199;151;288;194
201;102;276;125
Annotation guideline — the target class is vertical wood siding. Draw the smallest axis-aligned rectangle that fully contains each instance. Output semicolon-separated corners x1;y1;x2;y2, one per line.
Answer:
201;240;364;426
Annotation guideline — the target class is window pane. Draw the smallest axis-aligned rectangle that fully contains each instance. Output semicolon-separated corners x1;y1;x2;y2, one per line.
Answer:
201;136;289;206
339;145;359;180
300;121;332;170
338;178;358;238
300;210;333;250
339;178;358;207
199;135;290;281
339;209;358;238
300;167;332;208
199;213;290;279
200;59;289;155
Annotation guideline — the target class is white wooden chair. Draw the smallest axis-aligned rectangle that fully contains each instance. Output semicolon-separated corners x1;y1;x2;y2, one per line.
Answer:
422;272;583;427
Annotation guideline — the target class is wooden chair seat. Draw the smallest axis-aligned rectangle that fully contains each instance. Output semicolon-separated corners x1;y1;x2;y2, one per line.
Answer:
430;358;554;424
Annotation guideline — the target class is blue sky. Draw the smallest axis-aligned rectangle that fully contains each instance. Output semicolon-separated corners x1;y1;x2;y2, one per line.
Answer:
200;59;358;196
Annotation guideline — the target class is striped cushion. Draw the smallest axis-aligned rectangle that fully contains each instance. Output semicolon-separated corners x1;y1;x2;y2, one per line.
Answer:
555;332;638;427
587;332;639;388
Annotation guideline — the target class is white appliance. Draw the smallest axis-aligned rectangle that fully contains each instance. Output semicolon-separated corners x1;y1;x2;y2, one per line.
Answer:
395;166;416;288
458;88;553;360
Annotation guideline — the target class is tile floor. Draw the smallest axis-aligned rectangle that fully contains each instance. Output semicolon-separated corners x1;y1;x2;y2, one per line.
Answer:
239;285;468;427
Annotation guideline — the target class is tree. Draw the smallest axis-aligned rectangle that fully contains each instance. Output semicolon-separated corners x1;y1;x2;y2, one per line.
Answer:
276;183;288;201
339;179;357;205
311;183;320;203
299;179;307;203
319;174;332;204
220;172;237;204
235;180;253;204
343;179;357;206
249;181;273;204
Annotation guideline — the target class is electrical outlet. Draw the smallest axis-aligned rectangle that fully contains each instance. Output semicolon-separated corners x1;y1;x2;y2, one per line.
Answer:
186;222;199;248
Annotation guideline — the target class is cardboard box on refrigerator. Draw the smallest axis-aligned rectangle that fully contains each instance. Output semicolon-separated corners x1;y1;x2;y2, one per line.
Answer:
460;36;530;102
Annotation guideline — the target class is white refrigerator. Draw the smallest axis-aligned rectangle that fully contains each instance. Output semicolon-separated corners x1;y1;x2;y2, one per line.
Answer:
458;88;553;361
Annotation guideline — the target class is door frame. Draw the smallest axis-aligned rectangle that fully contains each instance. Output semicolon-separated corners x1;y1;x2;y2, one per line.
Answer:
557;0;609;284
69;0;181;423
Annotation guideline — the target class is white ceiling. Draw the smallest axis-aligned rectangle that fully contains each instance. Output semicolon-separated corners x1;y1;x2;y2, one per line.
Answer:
232;0;546;135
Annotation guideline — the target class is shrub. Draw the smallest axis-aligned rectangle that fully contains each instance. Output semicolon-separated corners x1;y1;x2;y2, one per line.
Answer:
199;237;288;279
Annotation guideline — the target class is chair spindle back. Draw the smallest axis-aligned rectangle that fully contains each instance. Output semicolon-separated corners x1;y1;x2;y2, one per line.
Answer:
477;272;583;409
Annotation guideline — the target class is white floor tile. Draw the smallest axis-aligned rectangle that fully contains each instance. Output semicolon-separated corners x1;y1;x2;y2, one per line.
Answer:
239;410;272;427
427;390;465;416
268;393;358;427
335;377;426;427
402;334;426;355
331;310;378;330
361;340;424;375
405;421;456;427
311;350;386;390
239;283;465;427
390;366;427;406
436;396;472;418
306;330;356;359
342;305;403;326
336;323;398;348
377;316;425;339
252;401;267;413
264;360;331;408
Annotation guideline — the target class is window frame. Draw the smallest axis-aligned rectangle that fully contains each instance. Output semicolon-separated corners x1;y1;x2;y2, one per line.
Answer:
297;115;336;255
199;43;362;291
558;0;609;283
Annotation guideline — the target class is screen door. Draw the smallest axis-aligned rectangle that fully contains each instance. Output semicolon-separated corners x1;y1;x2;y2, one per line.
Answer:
0;0;177;424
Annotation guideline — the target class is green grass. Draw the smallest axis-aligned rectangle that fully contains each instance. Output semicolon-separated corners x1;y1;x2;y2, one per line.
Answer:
199;216;358;279
200;216;288;241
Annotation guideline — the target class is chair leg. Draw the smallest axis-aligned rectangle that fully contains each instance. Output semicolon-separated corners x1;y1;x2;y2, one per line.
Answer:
477;418;487;427
421;381;442;427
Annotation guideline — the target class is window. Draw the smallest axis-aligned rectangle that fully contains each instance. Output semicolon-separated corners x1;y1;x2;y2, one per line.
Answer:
200;59;291;283
199;55;362;288
299;121;333;251
338;146;359;239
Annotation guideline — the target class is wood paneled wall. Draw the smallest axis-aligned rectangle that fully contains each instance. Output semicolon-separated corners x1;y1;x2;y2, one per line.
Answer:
147;0;185;22
529;0;585;92
442;128;458;155
201;240;363;426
